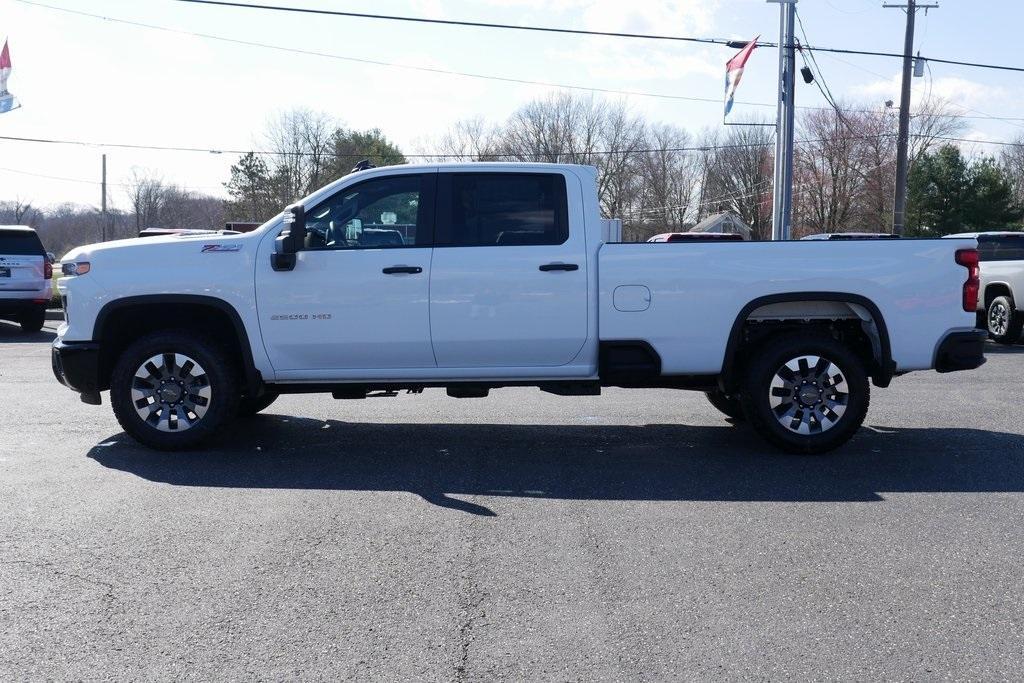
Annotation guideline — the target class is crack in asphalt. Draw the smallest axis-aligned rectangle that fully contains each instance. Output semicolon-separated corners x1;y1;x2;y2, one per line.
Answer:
1;559;117;599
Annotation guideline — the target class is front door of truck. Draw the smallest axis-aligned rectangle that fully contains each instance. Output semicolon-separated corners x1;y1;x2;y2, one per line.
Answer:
256;172;437;377
428;171;589;368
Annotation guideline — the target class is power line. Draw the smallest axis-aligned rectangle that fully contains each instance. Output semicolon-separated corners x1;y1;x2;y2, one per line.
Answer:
14;0;1023;125
173;0;736;46
173;0;1024;73
0;166;226;193
0;131;908;158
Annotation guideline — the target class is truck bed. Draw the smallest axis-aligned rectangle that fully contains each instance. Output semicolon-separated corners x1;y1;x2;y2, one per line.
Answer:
598;238;978;374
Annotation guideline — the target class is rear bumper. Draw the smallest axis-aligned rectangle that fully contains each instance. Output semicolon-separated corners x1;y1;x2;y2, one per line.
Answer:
934;329;987;373
0;297;48;317
52;339;103;403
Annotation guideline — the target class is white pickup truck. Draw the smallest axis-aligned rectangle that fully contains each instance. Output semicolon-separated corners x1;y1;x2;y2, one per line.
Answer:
53;163;986;454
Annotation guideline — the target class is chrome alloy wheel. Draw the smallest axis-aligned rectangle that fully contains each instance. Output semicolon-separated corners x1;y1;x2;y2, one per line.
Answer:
768;355;849;435
130;353;212;432
989;301;1010;337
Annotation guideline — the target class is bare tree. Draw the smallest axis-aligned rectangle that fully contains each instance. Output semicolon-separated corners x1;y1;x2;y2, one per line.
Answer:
264;108;337;203
125;169;167;230
910;95;966;163
432;116;498;161
634;124;701;234
1000;134;1024;210
794;107;866;234
0;196;41;226
698;123;774;239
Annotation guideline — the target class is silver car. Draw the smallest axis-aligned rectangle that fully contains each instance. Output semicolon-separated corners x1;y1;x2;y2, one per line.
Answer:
0;226;51;333
946;231;1024;344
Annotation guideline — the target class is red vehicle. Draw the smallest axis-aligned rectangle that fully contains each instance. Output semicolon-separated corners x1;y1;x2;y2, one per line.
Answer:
647;232;745;243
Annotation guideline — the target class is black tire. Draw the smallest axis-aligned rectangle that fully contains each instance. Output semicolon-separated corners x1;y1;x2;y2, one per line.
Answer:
19;307;45;333
740;332;870;455
704;389;745;421
110;330;239;450
237;390;279;417
986;295;1023;345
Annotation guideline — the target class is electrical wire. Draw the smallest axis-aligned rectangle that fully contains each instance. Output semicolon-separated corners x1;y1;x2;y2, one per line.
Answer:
12;0;1022;124
172;0;1024;73
0;131;904;158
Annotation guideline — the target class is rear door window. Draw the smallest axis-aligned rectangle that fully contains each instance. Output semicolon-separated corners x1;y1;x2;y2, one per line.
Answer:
0;229;45;256
436;173;569;247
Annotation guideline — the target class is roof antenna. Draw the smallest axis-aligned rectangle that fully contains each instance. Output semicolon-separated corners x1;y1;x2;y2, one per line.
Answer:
350;159;376;173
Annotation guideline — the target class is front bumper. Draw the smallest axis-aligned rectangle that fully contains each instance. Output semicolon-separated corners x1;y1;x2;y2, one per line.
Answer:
52;339;103;404
934;329;987;373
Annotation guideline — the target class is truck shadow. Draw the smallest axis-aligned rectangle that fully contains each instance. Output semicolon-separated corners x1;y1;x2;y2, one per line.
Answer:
984;342;1024;354
87;417;1024;515
0;320;57;344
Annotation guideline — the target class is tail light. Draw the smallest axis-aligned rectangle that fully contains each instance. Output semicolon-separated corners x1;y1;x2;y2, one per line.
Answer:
44;260;52;279
955;249;980;313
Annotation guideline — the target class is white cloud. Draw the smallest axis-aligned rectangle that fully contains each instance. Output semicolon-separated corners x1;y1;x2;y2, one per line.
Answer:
852;73;1005;109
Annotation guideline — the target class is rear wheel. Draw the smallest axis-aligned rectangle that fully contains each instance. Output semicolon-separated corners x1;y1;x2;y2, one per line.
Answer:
987;295;1023;345
704;389;745;421
110;331;239;450
19;307;45;333
740;332;869;454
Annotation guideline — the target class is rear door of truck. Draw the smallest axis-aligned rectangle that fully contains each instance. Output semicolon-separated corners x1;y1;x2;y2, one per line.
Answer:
428;170;588;367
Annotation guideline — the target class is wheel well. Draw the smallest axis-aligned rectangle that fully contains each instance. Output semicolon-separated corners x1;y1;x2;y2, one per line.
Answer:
94;298;254;392
984;283;1013;308
720;296;892;392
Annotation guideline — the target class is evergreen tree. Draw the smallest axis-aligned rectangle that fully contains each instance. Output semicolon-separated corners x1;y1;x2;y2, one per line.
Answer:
907;144;1020;235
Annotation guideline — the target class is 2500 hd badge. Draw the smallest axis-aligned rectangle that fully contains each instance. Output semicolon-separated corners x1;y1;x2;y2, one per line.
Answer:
270;313;332;320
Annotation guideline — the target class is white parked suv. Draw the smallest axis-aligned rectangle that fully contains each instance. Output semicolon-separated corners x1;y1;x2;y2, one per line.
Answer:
0;225;52;333
53;163;986;454
946;232;1024;344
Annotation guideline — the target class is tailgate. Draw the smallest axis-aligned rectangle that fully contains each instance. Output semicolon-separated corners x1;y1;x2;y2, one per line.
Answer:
0;254;45;291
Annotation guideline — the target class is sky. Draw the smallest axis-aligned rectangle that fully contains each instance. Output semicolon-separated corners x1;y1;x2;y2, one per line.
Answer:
0;0;1021;210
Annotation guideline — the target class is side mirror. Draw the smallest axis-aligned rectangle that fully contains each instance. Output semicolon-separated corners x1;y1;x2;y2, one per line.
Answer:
271;204;306;272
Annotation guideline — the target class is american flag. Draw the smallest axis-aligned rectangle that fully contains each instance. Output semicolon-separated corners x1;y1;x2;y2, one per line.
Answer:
724;36;758;118
0;39;21;114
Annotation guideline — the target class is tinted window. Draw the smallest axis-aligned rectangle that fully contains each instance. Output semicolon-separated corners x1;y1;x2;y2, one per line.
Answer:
978;235;1024;261
303;174;431;250
438;173;568;247
0;229;45;255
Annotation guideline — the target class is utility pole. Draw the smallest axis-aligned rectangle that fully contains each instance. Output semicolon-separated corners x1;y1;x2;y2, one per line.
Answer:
100;153;107;242
768;0;797;241
885;0;938;235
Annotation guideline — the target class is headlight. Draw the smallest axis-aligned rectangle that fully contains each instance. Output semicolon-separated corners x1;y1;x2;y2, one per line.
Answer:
61;261;91;276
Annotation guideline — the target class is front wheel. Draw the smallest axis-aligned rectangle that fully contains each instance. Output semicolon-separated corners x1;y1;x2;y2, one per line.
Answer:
740;333;870;455
110;331;239;450
987;295;1023;345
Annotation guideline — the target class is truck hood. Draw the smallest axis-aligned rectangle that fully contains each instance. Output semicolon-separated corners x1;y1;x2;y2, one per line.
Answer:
61;231;259;263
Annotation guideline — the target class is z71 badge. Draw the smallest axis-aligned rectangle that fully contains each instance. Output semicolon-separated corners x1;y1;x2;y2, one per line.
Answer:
201;244;242;252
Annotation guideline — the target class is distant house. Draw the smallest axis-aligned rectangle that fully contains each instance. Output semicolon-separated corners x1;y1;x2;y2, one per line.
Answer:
689;211;752;240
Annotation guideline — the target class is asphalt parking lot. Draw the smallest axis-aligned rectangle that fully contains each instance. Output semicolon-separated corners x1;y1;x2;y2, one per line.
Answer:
2;320;1023;680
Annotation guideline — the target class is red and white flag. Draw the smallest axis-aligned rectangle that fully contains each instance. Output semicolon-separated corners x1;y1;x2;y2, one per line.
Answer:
0;39;21;114
724;36;758;118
